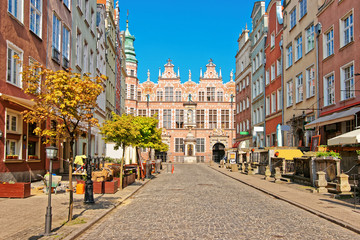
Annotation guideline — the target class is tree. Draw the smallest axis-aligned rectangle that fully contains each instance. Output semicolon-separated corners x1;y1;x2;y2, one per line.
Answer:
21;62;105;221
100;113;168;187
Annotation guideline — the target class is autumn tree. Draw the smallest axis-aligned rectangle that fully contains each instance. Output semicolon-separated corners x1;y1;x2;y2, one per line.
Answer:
21;62;105;221
100;113;168;188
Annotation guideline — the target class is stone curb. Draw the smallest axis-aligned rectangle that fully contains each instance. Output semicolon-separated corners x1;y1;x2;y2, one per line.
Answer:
209;165;360;235
63;177;152;240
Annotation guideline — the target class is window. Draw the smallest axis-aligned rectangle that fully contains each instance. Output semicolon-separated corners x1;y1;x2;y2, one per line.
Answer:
156;90;163;101
277;58;282;76
290;8;296;29
62;26;70;67
237;103;239;113
129;108;135;116
246;98;249;108
341;64;354;100
246;76;249;86
240;123;242;132
266;96;270;116
253;82;257;99
84;0;89;22
243;100;246;110
175;91;181;102
253;111;257;125
130;85;135;100
277;89;282;110
151;109;159;127
63;0;70;9
196;138;205;153
130;70;135;76
196;110;205;128
6;113;19;132
305;25;314;53
247;120;249;131
265;70;270;85
295;35;303;61
52;14;61;62
7;43;22;87
198;91;205;101
271;32;275;48
237;124;239;133
137;91;142;101
221;110;229;129
342;13;353;46
207;87;215;101
30;0;42;37
6;140;18;157
175;138;184;153
287;80;293;107
296;74;303;103
175;110;184;128
236;84;239;93
324;74;335;106
271;64;275;81
165;87;173;101
8;0;23;22
83;41;88;73
287;45;293;68
239;102;242;112
325;29;334;58
163;109;172;128
299;0;307;19
209;110;217;129
76;30;81;67
89;50;93;76
271;92;276;113
138;109;147;117
217;91;223;102
306;66;315;98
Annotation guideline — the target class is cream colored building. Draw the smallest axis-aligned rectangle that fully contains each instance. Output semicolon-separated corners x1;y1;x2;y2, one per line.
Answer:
283;0;319;148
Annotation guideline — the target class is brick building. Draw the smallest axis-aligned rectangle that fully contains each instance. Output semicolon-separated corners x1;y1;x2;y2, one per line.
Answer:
0;0;48;181
305;0;360;144
264;0;283;147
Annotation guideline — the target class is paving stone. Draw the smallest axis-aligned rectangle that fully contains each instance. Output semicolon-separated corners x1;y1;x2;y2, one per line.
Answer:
79;164;359;240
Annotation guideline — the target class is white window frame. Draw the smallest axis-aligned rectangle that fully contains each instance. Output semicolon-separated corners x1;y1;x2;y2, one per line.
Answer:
323;72;335;106
196;138;205;153
340;12;353;47
306;66;315;98
62;25;70;63
30;0;42;37
271;92;276;114
324;28;334;58
271;64;275;81
76;30;81;67
287;45;293;68
299;0;307;19
6;41;23;88
266;96;270;116
287;80;293;107
276;58;281;76
270;32;275;48
277;88;282;110
290;8;297;29
8;0;24;23
265;70;270;85
296;73;303;103
295;35;303;61
341;62;355;100
305;24;314;53
63;0;71;10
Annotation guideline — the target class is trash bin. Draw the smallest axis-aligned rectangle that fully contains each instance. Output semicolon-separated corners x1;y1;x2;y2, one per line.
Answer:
146;161;152;178
155;159;161;173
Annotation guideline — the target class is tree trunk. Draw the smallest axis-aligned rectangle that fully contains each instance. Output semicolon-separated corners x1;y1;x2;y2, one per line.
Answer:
68;137;75;222
119;143;126;190
136;147;140;181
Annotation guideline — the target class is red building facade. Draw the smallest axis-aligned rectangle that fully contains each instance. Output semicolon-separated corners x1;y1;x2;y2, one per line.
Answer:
264;0;283;146
0;0;48;181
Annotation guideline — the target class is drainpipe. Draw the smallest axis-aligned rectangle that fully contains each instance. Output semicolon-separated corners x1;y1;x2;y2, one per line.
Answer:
315;23;322;135
280;38;284;145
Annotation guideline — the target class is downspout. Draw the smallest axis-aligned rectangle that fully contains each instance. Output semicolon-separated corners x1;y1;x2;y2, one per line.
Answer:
280;38;284;145
315;23;322;135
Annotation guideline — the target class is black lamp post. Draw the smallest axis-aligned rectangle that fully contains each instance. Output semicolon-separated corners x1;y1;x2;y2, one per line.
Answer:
44;145;58;236
84;109;95;204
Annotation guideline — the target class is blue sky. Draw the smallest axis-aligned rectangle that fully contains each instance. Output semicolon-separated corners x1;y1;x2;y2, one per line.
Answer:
117;0;271;83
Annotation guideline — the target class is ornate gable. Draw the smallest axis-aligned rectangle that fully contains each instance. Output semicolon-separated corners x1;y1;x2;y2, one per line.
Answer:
203;59;219;79
161;59;178;79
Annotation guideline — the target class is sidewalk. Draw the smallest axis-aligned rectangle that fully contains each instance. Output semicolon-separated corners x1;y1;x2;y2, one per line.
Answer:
0;177;151;240
209;163;360;234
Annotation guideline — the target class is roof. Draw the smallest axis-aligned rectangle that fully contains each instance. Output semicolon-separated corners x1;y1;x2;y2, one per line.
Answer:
305;106;360;129
274;149;303;160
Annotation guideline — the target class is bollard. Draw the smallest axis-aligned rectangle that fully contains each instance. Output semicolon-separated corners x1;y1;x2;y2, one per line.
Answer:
274;167;282;183
247;164;254;175
336;172;351;193
241;163;246;173
231;163;238;172
264;165;271;180
315;171;328;193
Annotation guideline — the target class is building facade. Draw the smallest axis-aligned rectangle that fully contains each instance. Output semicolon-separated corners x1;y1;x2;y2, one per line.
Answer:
234;25;252;148
306;0;360;145
0;0;48;181
250;1;268;147
132;59;236;162
283;0;318;148
264;0;283;147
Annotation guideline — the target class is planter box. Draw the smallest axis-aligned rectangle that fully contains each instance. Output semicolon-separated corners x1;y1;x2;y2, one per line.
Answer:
113;177;121;188
127;173;135;185
122;176;128;188
104;180;118;194
0;182;31;198
93;181;104;194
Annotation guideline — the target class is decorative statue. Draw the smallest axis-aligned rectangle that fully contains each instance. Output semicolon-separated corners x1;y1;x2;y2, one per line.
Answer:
187;110;193;123
188;93;192;102
188;145;193;156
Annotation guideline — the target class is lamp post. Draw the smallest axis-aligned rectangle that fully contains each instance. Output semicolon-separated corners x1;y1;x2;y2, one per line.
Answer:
44;145;58;236
84;108;95;204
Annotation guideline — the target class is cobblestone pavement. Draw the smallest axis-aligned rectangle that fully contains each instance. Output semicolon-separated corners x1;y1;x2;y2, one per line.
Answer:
78;164;359;240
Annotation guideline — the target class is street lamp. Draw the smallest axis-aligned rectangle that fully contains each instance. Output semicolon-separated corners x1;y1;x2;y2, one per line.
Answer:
44;145;58;236
84;108;95;204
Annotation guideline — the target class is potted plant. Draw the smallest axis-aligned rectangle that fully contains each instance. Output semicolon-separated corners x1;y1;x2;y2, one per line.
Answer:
317;145;328;152
316;151;341;160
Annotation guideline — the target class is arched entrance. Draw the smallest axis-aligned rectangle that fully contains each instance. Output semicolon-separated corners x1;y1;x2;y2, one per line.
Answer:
212;143;225;162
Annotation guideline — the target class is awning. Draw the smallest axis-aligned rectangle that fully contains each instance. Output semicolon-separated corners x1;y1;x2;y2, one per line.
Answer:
274;149;303;160
232;142;240;148
0;93;35;109
305;106;360;129
328;128;360;146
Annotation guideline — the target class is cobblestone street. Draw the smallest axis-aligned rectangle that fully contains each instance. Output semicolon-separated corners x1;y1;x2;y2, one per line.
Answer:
78;164;359;240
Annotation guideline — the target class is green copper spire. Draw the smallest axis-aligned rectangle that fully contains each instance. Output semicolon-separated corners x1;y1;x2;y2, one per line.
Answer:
124;20;137;63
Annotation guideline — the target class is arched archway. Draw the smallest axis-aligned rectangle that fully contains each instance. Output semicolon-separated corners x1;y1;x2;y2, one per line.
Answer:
212;143;225;162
